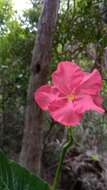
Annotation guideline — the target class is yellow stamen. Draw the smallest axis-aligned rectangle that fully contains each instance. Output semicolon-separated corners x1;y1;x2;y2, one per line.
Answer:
67;94;75;101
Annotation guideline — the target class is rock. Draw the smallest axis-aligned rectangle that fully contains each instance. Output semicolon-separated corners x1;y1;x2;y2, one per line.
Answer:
61;149;107;190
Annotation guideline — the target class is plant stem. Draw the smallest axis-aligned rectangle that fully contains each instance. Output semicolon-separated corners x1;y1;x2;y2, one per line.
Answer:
51;127;73;190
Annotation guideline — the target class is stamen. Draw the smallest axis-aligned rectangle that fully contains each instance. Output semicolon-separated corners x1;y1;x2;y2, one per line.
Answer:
67;94;75;101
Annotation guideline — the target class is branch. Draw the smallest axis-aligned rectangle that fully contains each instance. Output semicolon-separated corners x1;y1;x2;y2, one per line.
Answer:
58;46;84;56
85;50;96;61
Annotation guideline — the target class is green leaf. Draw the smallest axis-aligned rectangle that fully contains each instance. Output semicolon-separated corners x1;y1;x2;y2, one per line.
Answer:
90;154;99;161
0;151;50;190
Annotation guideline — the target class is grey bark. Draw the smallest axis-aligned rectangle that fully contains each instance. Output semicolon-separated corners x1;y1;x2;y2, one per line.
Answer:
19;0;60;175
104;47;107;69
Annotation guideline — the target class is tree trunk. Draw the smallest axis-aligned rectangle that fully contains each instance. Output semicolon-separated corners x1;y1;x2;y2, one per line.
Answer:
104;47;107;69
19;0;60;175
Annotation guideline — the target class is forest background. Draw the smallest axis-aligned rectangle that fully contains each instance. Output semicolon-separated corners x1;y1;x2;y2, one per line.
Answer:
0;0;107;187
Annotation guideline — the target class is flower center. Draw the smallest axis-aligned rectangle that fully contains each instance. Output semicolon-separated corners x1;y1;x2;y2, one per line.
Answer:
67;94;75;101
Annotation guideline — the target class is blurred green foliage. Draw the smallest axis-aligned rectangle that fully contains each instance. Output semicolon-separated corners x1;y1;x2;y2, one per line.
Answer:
0;0;107;156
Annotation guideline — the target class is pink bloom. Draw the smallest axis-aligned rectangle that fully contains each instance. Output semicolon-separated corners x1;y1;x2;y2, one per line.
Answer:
34;61;104;126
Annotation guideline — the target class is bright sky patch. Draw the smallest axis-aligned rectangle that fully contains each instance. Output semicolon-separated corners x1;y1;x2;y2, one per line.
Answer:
13;0;32;12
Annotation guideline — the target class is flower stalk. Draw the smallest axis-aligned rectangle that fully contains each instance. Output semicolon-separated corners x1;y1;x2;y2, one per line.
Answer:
51;127;73;190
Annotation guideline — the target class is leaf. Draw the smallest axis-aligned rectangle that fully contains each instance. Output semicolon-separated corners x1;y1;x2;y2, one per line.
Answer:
0;151;50;190
90;154;99;161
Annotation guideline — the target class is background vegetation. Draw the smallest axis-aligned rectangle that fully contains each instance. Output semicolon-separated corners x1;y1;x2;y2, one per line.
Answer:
0;0;107;175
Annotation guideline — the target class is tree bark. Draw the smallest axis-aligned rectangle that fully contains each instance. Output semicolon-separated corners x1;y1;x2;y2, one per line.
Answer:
19;0;60;175
104;47;107;69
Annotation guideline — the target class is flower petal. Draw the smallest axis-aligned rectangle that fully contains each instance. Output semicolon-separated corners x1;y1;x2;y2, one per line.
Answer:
73;95;104;114
92;95;104;107
34;84;59;110
48;99;83;126
52;61;84;95
77;69;102;95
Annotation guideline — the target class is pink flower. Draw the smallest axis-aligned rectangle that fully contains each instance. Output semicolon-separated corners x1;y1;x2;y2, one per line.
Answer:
34;61;104;126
